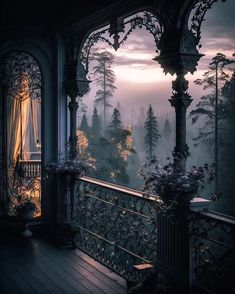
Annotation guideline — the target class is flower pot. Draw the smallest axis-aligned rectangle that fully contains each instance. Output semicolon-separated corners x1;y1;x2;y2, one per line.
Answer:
17;205;36;221
160;189;195;206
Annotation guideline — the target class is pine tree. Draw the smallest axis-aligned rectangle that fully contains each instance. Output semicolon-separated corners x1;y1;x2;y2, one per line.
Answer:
116;101;121;112
219;70;235;214
189;52;234;196
109;108;122;132
92;50;116;129
138;106;145;127
91;107;101;138
189;53;232;147
144;105;160;160
162;117;171;139
80;113;89;135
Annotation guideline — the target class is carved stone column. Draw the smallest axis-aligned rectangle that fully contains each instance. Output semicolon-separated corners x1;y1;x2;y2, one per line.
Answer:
64;33;90;158
67;90;79;159
54;38;90;245
169;72;192;170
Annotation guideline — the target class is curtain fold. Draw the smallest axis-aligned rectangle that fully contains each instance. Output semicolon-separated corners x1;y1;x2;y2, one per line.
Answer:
7;92;40;163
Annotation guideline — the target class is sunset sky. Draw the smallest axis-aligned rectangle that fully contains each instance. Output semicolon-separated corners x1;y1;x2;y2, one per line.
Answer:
83;0;235;124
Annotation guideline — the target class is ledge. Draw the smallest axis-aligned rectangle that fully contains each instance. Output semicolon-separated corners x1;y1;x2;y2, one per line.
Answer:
190;197;212;212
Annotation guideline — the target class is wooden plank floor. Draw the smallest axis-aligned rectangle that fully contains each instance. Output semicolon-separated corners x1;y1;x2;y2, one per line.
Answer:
0;236;127;294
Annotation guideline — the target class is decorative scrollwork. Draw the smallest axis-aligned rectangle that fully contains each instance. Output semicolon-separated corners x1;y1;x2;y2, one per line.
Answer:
7;161;41;217
0;51;42;217
190;210;235;292
73;177;159;282
189;0;226;47
0;51;41;102
80;11;163;73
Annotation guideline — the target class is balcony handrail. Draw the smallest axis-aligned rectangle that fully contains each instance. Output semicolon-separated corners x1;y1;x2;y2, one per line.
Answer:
80;175;160;202
56;173;235;290
196;209;235;225
19;160;41;163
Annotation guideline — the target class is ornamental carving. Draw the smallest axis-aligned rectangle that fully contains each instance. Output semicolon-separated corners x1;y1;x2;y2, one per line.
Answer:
80;11;163;73
189;0;226;47
73;178;159;282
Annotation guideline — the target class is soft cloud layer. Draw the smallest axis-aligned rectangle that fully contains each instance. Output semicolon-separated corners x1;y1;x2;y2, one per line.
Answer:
83;1;235;127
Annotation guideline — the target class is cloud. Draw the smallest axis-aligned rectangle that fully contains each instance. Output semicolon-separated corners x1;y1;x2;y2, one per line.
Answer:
118;33;156;53
200;0;235;52
83;1;235;126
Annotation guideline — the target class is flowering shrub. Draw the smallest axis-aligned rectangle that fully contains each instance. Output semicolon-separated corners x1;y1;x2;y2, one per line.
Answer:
45;156;96;175
139;157;215;206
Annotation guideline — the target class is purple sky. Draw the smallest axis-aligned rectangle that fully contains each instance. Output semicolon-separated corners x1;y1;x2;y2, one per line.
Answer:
82;0;235;126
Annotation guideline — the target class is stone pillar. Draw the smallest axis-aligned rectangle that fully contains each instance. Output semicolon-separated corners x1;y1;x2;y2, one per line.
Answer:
0;84;7;213
67;90;79;159
54;38;90;244
169;71;192;170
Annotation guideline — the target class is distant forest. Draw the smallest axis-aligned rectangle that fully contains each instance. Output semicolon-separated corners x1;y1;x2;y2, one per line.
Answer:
75;51;235;216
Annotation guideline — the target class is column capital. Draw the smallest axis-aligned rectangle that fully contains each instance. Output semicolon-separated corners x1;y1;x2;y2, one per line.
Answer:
64;62;90;99
64;34;90;99
169;96;192;110
154;28;204;76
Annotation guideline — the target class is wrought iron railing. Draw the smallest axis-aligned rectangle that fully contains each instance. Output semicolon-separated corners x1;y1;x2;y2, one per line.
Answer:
55;173;235;291
8;160;41;216
74;176;159;282
190;209;235;293
18;160;41;178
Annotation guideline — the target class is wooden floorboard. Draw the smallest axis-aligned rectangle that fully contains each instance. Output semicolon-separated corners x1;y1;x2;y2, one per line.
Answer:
0;236;127;294
37;239;125;294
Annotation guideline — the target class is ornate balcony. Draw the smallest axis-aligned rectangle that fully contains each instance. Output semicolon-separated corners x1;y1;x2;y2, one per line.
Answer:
53;173;235;293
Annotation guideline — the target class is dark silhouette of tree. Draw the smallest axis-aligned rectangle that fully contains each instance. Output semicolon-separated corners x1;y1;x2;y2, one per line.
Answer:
92;50;116;129
189;53;231;147
109;108;122;132
219;69;235;215
189;52;234;196
138;106;145;127
144;105;160;160
116;101;121;109
91;107;101;138
88;107;135;185
162;117;171;139
80;113;89;135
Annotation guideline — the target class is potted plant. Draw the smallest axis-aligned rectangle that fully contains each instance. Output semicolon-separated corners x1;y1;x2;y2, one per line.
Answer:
45;152;96;224
139;157;216;207
17;198;36;221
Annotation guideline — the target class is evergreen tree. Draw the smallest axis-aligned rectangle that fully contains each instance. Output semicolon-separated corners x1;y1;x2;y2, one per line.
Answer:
80;113;89;135
219;69;235;215
89;107;135;185
91;107;101;138
109;108;122;132
162;118;171;139
189;53;232;147
144;105;160;160
92;50;116;129
189;52;234;198
138;106;145;127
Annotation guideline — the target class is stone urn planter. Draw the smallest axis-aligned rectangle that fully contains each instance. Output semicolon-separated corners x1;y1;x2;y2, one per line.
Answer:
17;200;36;237
160;188;196;207
139;158;215;208
17;200;36;220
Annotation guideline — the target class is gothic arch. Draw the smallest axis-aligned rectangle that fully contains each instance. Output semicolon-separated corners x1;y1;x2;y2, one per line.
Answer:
77;10;164;75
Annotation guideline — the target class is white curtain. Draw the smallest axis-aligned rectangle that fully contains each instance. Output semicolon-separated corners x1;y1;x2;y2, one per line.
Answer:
7;94;41;163
7;97;30;163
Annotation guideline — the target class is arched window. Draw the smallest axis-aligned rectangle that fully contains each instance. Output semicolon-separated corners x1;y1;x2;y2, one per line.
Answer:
0;51;42;217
